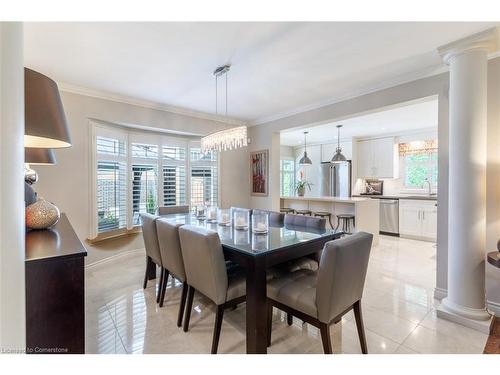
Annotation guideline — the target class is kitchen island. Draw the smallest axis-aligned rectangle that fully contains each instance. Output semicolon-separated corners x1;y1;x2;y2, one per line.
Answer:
280;196;379;245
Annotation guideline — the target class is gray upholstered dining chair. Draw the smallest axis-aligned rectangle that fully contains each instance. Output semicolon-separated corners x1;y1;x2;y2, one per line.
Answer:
266;232;373;354
155;219;189;327
252;209;285;226
140;213;165;303
283;213;326;272
178;225;246;354
157;205;190;215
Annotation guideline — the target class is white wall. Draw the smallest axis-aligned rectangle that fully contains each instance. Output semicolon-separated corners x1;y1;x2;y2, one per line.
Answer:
0;22;25;351
485;57;500;313
35;91;249;264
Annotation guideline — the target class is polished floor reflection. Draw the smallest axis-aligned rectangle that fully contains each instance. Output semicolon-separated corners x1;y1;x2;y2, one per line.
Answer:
85;235;488;354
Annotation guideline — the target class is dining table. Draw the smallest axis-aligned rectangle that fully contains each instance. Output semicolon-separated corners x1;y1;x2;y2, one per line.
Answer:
155;213;344;354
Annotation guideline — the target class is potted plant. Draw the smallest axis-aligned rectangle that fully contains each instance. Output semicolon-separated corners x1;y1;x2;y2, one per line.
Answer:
296;172;313;197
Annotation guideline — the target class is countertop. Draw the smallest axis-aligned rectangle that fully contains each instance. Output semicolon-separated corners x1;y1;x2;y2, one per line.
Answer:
280;196;369;203
352;194;438;201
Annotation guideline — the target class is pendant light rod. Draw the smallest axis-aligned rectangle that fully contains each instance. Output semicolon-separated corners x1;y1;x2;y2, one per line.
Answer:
299;131;312;165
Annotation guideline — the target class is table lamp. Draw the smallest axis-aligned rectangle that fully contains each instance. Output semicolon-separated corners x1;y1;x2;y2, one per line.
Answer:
24;67;71;229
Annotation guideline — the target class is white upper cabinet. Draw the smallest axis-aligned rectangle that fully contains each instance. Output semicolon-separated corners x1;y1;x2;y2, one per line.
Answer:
356;137;397;178
320;141;352;162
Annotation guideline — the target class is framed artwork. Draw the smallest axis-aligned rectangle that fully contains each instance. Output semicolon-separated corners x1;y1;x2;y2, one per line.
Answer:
250;149;269;196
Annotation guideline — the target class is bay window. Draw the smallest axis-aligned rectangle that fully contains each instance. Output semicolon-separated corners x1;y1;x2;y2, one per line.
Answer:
90;122;219;239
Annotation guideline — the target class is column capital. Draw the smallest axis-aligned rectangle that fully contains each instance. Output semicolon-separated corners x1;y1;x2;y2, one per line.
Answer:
438;27;499;65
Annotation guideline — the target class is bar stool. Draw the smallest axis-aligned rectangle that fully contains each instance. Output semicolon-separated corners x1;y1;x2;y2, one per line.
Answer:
280;208;295;214
295;209;312;216
335;214;355;234
314;211;334;229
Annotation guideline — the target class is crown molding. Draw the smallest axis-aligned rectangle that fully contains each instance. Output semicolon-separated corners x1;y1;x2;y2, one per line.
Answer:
57;82;247;127
250;63;448;126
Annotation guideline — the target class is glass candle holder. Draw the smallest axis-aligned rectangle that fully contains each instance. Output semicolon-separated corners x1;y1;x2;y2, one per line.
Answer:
195;205;206;219
233;209;249;230
219;225;233;241
252;233;269;251
234;228;250;245
217;208;231;226
206;206;218;223
252;212;269;234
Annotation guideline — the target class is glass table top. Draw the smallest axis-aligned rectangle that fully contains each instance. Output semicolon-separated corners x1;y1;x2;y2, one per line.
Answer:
158;213;343;257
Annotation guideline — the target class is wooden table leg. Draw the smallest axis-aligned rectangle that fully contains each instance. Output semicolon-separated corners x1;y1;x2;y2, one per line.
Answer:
245;256;268;354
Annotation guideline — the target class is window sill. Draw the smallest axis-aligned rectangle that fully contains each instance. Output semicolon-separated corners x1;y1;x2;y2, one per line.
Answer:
87;227;142;244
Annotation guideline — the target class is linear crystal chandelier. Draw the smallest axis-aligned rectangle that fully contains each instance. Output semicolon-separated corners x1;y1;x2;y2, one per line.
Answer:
200;64;248;154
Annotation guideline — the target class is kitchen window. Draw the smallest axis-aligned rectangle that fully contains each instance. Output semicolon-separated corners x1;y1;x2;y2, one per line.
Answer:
90;122;218;240
280;159;295;197
399;140;438;190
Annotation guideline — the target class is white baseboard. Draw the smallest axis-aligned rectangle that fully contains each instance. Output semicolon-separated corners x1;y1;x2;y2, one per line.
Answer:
487;300;500;316
85;248;145;269
434;287;447;300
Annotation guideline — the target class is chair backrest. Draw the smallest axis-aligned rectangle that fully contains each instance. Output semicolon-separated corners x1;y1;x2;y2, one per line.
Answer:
155;218;186;282
178;225;228;305
315;232;373;323
284;214;326;229
157;205;190;215
252;209;284;226
140;213;162;266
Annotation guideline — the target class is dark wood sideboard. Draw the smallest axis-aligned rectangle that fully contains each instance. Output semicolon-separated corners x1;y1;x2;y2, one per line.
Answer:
25;213;87;354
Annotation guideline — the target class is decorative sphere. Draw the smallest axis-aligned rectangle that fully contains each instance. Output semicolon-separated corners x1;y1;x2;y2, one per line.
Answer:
26;198;60;229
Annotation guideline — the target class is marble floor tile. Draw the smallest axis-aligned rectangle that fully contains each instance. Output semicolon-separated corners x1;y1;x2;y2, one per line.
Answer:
84;235;488;354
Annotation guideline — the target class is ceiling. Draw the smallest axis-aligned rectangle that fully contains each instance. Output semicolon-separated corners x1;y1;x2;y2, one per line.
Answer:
24;22;497;123
280;98;438;146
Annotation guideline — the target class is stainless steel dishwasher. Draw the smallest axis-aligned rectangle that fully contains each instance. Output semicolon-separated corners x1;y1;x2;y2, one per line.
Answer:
379;198;399;235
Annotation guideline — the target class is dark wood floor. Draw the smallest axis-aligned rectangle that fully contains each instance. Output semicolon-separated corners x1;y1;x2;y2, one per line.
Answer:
483;317;500;354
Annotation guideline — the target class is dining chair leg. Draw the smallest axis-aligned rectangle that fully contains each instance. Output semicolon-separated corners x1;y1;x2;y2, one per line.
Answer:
177;282;189;327
267;303;273;347
159;269;169;307
287;313;293;326
353;300;368;354
156;268;164;303
319;323;332;354
211;305;225;354
143;260;149;289
183;285;195;332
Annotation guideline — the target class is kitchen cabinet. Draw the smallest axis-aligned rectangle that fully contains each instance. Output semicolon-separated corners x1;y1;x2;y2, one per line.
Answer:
356;137;397;178
321;141;352;162
399;199;437;241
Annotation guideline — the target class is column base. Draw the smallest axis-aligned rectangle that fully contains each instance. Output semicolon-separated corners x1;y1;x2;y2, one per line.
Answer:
437;297;493;334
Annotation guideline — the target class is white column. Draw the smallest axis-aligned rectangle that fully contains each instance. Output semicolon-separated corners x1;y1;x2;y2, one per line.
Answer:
0;22;25;351
437;28;498;333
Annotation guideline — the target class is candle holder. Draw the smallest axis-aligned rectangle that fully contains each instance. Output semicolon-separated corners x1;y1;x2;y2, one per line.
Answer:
195;205;206;219
219;225;233;241
252;233;269;251
234;228;250;245
233;209;249;230
206;206;218;223
217;208;232;226
252;212;269;234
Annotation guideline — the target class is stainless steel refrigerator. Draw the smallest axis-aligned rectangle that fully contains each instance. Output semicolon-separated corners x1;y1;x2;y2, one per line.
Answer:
319;161;352;197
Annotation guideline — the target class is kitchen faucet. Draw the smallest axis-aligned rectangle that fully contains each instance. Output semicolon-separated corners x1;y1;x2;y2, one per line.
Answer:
422;178;432;196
